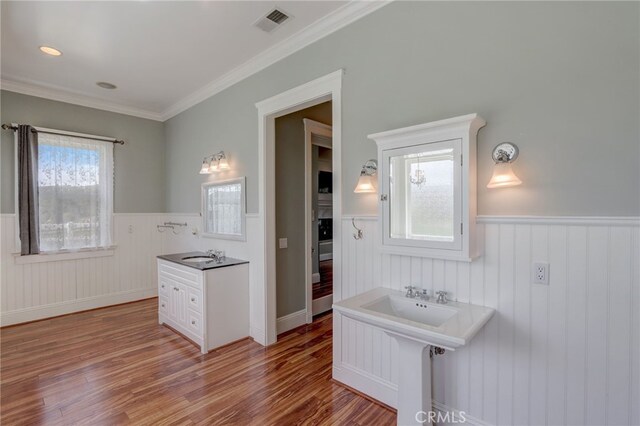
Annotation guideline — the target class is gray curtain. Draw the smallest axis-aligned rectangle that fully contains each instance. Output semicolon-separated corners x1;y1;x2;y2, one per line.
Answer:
18;125;40;255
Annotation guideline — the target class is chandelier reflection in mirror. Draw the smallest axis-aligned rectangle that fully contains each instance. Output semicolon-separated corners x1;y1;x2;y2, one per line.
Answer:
409;155;427;187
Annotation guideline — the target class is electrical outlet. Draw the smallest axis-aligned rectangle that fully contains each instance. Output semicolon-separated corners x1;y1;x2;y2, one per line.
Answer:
533;262;549;285
279;238;288;249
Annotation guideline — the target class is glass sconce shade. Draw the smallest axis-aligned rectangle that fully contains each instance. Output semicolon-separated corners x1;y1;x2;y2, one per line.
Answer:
487;162;522;188
354;174;377;193
199;160;211;174
218;156;230;170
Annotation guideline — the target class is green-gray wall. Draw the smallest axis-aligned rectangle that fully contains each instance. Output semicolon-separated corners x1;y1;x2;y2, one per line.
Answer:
164;1;639;217
1;90;165;213
275;102;331;317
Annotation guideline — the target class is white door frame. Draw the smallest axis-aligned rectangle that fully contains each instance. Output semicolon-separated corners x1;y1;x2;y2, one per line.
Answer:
255;70;343;346
303;118;333;322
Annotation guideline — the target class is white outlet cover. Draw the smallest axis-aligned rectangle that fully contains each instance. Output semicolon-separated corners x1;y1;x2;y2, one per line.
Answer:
279;238;288;249
533;262;550;285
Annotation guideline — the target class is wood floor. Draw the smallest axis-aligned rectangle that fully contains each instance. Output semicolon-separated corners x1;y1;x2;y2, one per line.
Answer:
312;260;333;300
0;298;395;425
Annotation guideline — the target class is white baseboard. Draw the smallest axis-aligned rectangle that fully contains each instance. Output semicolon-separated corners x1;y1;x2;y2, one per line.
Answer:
276;309;307;334
312;294;333;315
0;288;157;327
431;401;491;426
333;363;491;426
312;272;321;283
333;362;397;408
250;326;266;346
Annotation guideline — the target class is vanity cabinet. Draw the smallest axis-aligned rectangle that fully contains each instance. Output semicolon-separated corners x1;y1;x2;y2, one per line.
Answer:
157;256;249;354
368;114;486;261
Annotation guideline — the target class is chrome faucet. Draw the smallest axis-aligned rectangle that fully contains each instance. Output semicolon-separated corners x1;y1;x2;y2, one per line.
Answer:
419;289;430;301
206;249;224;263
435;291;448;304
404;286;419;298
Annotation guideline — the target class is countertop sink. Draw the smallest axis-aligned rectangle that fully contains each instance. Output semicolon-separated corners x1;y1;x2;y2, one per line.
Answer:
333;287;494;350
181;256;216;262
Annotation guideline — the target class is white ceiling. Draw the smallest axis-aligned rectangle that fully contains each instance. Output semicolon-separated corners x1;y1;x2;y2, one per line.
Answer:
1;1;383;121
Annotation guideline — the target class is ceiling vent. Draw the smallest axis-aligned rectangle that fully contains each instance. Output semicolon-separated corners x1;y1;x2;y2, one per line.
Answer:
254;8;291;33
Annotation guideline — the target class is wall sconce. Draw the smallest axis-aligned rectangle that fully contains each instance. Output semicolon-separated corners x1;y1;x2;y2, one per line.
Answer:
487;142;522;188
199;151;230;174
354;159;378;193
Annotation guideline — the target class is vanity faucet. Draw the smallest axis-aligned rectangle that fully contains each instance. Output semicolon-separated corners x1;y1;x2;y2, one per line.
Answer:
404;286;419;298
435;291;448;304
419;289;430;301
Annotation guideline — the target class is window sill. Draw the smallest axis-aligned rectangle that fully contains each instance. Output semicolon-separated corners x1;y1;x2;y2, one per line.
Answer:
13;246;116;265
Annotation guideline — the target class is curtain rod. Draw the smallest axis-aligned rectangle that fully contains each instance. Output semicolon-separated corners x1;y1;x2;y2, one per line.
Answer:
1;124;125;145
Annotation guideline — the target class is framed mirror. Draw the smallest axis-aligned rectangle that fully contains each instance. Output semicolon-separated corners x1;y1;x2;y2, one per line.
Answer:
383;140;462;250
201;177;246;241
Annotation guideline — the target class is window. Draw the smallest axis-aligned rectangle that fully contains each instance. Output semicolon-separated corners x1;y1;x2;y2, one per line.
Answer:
35;133;114;252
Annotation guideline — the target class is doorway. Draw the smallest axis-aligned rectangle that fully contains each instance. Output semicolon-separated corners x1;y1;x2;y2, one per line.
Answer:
255;70;343;346
304;118;334;318
273;105;333;336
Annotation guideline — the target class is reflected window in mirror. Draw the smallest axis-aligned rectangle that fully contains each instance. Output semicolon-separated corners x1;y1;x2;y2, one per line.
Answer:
202;177;246;241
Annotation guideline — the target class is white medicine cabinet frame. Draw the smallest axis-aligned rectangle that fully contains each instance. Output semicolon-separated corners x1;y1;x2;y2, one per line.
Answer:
368;114;486;261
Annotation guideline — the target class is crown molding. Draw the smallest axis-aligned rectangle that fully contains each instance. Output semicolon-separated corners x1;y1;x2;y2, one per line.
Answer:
159;0;392;121
1;1;391;123
1;78;164;121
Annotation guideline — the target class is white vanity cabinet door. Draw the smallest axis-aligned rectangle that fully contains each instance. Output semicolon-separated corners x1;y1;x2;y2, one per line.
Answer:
158;260;206;351
157;259;249;354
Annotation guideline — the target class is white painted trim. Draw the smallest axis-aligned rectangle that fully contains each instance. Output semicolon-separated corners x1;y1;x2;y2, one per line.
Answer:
1;78;163;121
312;272;321;284
431;401;492;426
312;294;333;316
333;363;397;408
162;1;389;120
0;288;157;327
14;248;115;264
256;69;343;346
477;215;640;226
305;119;333;323
276;309;307;335
333;363;491;426
342;215;640;226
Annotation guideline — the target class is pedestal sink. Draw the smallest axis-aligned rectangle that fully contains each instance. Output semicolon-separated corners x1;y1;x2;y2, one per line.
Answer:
333;287;494;425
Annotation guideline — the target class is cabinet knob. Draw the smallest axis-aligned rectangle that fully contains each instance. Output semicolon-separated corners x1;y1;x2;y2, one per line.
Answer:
161;284;165;288
191;320;196;325
161;304;165;307
191;297;195;302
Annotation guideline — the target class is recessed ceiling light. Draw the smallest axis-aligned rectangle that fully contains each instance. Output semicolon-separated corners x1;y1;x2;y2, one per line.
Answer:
39;46;62;56
96;82;117;90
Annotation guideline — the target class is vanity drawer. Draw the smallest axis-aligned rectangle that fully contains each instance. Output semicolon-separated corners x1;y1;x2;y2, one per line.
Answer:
159;279;169;295
187;288;202;313
187;310;203;335
159;296;169;315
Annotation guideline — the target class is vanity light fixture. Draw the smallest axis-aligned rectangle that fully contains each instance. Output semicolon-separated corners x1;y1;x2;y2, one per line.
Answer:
487;142;522;188
199;151;229;174
354;159;378;193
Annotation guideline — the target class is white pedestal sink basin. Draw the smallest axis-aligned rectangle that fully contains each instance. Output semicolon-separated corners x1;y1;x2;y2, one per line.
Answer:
333;287;494;425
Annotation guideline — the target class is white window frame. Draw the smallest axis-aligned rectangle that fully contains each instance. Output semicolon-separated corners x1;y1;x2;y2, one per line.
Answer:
12;125;116;263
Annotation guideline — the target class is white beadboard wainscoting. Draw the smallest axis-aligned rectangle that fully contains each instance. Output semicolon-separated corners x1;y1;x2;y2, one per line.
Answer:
334;216;639;426
0;213;165;326
0;213;263;335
